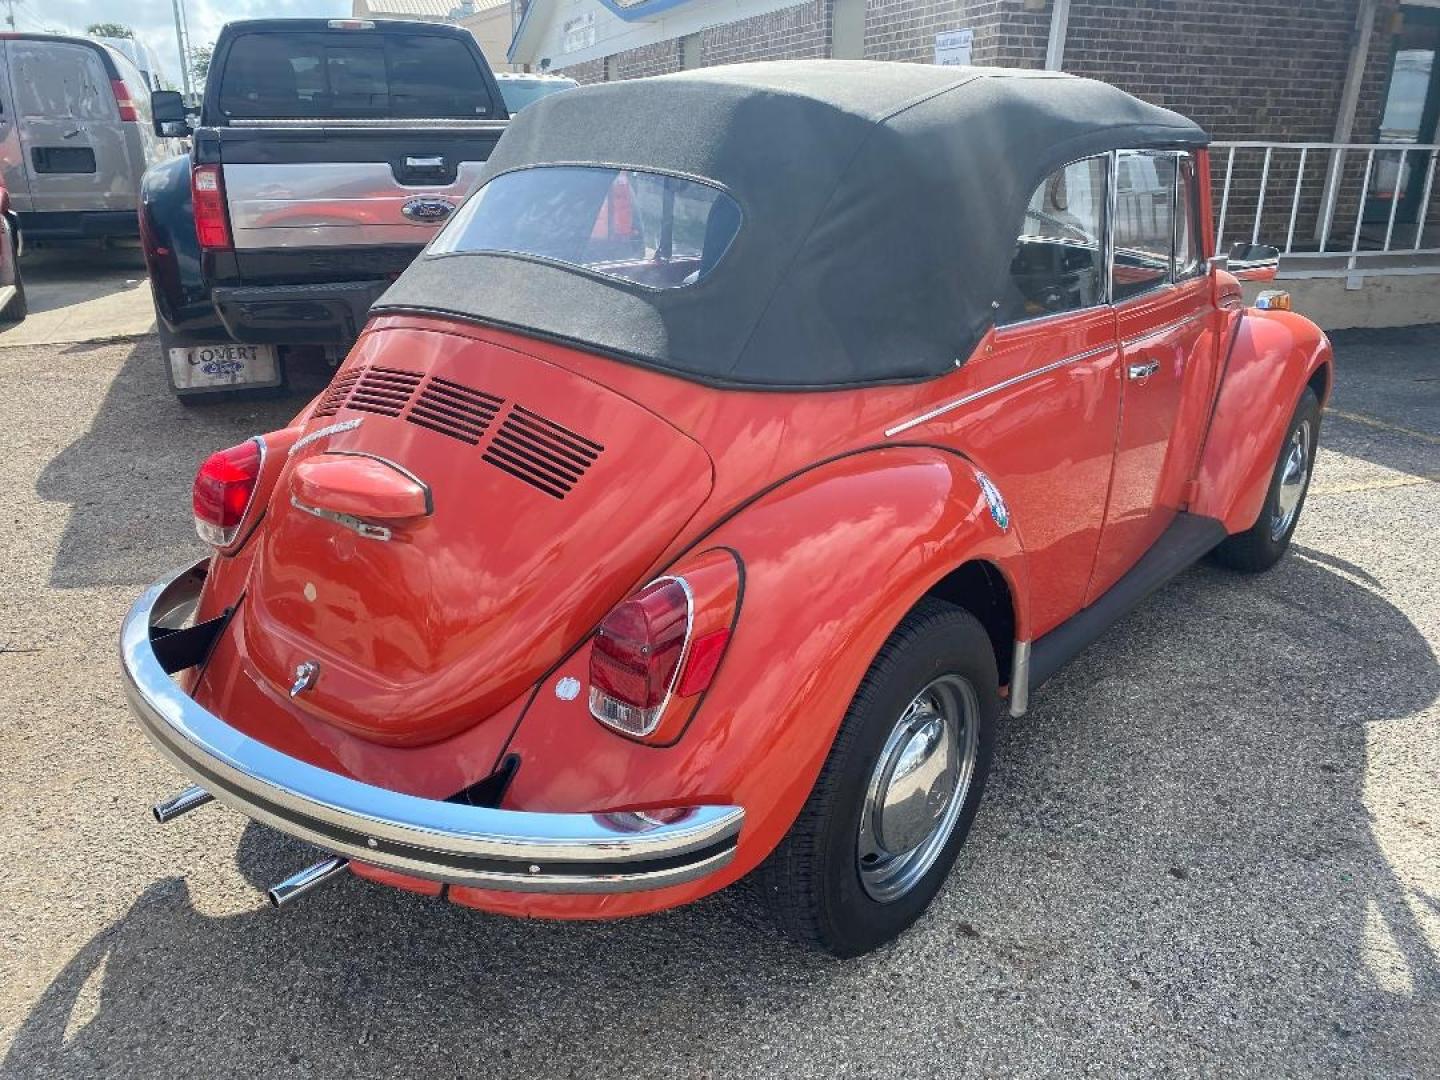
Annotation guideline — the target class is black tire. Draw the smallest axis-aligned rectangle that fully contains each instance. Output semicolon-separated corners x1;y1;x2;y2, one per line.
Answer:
1209;386;1321;573
756;598;999;957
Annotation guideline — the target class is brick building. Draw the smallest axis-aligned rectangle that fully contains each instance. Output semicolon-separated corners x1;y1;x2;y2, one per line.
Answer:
353;0;518;71
509;0;1440;256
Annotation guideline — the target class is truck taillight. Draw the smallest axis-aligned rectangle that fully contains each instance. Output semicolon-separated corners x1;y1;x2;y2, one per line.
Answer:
110;79;138;122
191;165;233;251
589;554;740;742
193;439;264;547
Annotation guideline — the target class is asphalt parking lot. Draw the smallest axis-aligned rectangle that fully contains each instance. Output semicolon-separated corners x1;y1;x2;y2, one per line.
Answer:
0;269;1435;1076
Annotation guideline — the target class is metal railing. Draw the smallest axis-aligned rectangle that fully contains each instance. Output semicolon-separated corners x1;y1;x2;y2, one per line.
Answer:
1211;140;1440;277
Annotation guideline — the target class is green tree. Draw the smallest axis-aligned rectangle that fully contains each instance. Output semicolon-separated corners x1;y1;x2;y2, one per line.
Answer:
87;23;134;38
189;43;213;87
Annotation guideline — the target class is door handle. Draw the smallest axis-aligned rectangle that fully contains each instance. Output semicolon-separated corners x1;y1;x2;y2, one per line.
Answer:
1127;359;1161;382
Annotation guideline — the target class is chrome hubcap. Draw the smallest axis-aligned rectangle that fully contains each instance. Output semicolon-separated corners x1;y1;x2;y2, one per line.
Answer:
1271;419;1312;541
857;674;979;903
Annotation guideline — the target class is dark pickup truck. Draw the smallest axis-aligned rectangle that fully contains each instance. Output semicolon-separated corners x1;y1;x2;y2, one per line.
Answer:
140;18;508;401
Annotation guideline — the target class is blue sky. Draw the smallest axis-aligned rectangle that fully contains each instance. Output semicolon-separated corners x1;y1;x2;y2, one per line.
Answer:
13;0;349;87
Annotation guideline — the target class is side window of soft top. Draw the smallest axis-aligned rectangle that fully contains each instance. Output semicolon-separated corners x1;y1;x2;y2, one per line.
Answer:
998;154;1109;326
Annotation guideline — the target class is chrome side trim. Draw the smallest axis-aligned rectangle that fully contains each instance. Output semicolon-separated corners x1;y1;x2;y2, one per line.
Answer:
1009;641;1031;718
121;561;745;894
1120;309;1209;349
885;343;1114;437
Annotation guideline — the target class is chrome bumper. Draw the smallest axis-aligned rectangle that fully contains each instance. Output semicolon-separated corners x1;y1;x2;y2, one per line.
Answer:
120;560;744;894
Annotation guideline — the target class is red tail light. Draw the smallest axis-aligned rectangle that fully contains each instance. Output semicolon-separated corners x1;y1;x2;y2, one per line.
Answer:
110;79;138;122
193;439;264;547
191;165;233;251
590;578;691;736
589;554;741;741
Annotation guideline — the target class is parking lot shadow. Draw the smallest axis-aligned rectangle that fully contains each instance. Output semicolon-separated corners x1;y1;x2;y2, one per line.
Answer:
36;339;328;589
3;548;1436;1076
1325;326;1440;482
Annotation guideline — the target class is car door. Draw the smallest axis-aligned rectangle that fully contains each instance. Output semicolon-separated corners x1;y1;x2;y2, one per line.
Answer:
1085;150;1217;603
958;153;1124;637
7;40;132;213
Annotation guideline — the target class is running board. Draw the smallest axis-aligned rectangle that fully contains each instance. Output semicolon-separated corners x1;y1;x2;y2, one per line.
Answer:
1027;513;1227;694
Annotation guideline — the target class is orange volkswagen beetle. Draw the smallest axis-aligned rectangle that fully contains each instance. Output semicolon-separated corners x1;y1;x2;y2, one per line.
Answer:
123;62;1329;956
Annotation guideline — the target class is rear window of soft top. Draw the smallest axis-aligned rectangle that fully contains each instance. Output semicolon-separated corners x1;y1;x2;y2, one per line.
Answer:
217;32;495;120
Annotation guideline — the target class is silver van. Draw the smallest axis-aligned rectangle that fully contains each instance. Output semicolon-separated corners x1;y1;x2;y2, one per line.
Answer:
0;34;178;242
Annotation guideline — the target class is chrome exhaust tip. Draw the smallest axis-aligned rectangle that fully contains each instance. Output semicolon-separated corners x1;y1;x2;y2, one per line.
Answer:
152;784;214;823
267;856;350;908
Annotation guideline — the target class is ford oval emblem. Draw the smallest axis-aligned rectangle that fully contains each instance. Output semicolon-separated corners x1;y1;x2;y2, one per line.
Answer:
402;197;456;224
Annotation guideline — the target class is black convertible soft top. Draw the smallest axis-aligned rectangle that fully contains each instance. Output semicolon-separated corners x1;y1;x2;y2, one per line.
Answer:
376;60;1208;390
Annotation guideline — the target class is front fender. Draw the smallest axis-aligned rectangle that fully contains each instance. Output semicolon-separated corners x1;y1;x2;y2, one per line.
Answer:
455;446;1027;918
1190;308;1331;533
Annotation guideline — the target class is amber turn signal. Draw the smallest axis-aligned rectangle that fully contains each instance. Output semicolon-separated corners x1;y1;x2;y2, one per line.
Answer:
1254;289;1291;311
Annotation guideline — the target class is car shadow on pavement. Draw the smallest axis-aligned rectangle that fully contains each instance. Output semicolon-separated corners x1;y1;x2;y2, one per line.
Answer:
1324;328;1440;483
36;339;329;590
3;548;1437;1076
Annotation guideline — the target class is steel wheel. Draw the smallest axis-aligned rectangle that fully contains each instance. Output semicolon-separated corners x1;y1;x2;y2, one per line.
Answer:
856;674;980;903
1270;418;1312;541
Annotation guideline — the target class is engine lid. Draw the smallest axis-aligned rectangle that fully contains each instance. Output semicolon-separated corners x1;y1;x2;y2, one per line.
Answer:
242;325;714;746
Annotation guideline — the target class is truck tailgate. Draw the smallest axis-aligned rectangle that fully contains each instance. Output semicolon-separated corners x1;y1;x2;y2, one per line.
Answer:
224;159;488;248
215;125;504;253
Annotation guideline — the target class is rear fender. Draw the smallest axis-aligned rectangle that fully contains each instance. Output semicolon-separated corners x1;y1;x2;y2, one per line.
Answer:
1190;309;1331;533
140;153;230;343
466;446;1028;917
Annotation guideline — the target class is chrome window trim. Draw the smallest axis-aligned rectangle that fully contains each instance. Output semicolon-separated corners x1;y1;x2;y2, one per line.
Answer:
1110;149;1185;305
1172;151;1206;282
885;342;1114;437
1105;149;1118;306
121;561;744;894
997;152;1113;328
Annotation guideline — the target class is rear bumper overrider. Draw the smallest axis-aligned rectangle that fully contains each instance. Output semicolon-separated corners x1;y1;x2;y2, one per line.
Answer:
120;559;745;894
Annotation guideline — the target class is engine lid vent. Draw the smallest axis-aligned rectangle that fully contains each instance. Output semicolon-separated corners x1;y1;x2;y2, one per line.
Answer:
482;405;603;499
347;366;423;417
405;375;504;445
312;368;361;418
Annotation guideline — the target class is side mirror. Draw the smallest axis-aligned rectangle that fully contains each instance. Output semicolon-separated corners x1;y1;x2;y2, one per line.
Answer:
1226;242;1280;283
151;90;192;138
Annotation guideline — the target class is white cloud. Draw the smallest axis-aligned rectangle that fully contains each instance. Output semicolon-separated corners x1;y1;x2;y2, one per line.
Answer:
13;0;348;89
